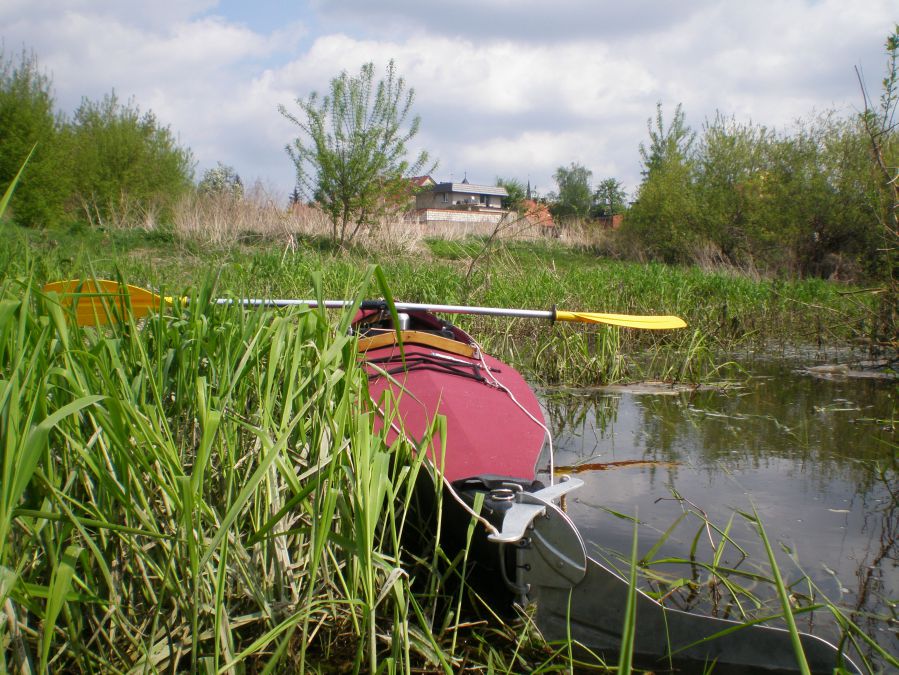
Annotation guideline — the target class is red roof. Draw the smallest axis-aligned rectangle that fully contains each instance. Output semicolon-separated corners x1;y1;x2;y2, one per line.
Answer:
409;175;436;188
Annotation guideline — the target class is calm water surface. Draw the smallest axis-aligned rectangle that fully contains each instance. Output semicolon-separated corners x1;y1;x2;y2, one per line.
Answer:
537;362;897;663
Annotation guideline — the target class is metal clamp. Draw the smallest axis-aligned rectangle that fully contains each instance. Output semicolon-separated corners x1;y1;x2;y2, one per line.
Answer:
487;476;584;544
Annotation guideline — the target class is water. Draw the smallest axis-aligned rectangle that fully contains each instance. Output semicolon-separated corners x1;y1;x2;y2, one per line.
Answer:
538;362;897;664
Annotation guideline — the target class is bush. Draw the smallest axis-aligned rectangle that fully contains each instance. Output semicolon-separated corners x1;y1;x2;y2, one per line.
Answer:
68;92;194;226
621;105;893;280
0;50;71;227
198;162;244;199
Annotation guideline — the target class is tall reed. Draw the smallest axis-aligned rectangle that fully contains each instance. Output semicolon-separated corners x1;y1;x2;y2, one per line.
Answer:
0;273;457;672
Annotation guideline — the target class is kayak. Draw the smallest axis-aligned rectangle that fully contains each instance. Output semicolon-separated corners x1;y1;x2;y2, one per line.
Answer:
353;306;859;675
356;307;546;484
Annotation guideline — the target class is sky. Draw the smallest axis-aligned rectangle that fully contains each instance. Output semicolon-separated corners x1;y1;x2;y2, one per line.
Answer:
2;1;896;200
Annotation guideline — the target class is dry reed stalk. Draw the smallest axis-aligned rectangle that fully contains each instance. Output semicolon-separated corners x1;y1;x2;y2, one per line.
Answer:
172;188;295;246
81;191;164;231
117;185;562;254
692;241;763;280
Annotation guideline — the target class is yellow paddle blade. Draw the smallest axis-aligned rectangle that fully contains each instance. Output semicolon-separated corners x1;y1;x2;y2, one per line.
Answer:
42;279;174;326
555;310;687;330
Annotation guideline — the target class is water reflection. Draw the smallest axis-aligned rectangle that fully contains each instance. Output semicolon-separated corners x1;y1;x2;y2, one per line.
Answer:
539;364;897;665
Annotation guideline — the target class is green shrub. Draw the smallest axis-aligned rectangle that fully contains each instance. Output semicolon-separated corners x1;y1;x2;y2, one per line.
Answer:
69;92;195;225
0;50;71;227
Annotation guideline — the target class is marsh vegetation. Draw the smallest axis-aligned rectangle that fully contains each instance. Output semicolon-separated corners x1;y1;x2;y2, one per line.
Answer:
1;217;895;671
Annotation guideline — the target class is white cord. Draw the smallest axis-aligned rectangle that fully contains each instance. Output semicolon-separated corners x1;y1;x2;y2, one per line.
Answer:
469;337;555;486
367;332;555;535
381;411;501;536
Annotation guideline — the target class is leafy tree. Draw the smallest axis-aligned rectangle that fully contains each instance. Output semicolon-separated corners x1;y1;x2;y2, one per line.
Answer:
279;60;434;245
857;25;899;242
758;115;879;276
0;50;70;227
495;176;526;211
625;103;700;262
639;102;695;176
624;158;700;263
199;162;244;198
693;113;773;263
856;24;898;342
625;100;885;275
69;92;194;224
551;162;593;220
592;178;627;217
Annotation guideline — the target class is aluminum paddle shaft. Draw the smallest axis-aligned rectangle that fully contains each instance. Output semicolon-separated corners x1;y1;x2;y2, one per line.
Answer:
225;299;688;330
42;280;687;330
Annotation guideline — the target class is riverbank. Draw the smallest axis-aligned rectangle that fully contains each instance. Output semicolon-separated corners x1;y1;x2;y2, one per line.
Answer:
2;221;885;384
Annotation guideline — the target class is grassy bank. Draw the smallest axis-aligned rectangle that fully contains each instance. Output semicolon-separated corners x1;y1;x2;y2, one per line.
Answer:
1;221;880;386
0;275;469;672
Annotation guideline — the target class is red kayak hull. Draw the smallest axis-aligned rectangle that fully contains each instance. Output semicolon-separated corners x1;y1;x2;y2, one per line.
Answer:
358;311;545;484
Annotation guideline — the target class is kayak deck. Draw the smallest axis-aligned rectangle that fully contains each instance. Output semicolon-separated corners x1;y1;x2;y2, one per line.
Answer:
356;309;546;484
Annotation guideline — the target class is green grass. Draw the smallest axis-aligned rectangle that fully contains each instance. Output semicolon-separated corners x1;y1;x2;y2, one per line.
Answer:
1;271;629;673
1;283;892;671
0;272;448;672
0;223;879;388
2;271;888;672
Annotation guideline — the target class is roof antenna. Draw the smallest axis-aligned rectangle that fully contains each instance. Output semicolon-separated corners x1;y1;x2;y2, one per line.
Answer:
462;171;469;184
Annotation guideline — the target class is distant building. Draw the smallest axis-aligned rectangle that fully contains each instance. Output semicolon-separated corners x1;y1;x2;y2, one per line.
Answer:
520;199;555;231
408;177;509;225
596;214;623;230
409;175;436;190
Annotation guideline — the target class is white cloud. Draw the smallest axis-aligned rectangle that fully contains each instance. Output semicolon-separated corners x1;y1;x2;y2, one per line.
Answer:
1;0;896;196
2;2;309;188
272;34;654;116
313;0;720;44
1;0;218;31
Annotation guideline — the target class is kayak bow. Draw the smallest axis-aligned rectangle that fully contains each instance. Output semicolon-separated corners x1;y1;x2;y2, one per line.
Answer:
354;307;858;674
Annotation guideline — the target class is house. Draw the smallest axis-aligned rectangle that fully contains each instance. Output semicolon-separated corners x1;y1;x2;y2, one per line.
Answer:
408;177;509;225
409;175;436;190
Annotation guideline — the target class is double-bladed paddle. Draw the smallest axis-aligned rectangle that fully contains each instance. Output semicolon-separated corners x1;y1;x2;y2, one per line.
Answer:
42;279;687;330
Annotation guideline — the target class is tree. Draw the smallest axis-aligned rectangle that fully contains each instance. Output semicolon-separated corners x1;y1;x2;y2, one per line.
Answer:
69;92;194;224
495;176;526;211
856;24;899;348
198;162;244;198
757;114;881;277
640;102;695;175
551;162;593;220
625;103;699;263
0;49;70;227
625;158;700;263
592;178;627;217
693;113;773;263
279;60;434;245
857;25;899;247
